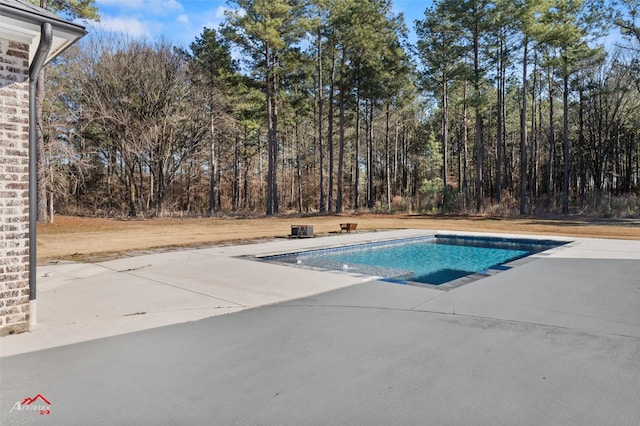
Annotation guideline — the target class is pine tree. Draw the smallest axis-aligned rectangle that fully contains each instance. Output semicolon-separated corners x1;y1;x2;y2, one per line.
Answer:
224;0;308;215
187;28;237;216
416;2;466;208
540;0;607;213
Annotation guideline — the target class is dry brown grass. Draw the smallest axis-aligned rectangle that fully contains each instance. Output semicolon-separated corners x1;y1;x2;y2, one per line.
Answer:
37;214;640;263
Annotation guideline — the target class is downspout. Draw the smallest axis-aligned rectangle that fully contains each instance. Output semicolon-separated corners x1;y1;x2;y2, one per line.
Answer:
28;23;53;327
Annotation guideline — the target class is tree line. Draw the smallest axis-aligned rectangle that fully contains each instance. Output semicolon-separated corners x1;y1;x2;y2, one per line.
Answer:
38;0;640;220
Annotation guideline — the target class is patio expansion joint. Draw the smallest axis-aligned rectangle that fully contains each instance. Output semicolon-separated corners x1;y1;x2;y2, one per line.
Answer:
96;263;248;308
415;309;640;341
267;303;640;341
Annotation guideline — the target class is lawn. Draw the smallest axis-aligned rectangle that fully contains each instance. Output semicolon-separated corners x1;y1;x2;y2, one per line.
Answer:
37;214;640;263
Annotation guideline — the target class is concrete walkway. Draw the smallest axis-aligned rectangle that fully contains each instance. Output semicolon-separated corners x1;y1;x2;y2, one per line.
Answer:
2;229;640;425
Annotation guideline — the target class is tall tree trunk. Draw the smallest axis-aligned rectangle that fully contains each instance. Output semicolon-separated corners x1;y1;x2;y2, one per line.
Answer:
265;47;279;215
385;103;391;211
520;37;528;215
367;101;374;209
336;55;346;214
48;177;54;224
578;90;586;208
265;47;275;215
327;53;336;212
216;142;222;210
317;25;326;213
463;79;470;209
457;128;462;197
233;133;239;211
562;68;570;214
442;72;449;205
501;39;509;194
496;39;502;204
127;164;137;217
530;60;538;211
295;123;302;212
138;157;146;215
243;128;251;210
272;66;279;214
535;64;543;205
354;89;361;210
473;17;484;213
209;112;216;217
547;66;555;209
393;106;399;197
402;124;409;197
475;108;484;213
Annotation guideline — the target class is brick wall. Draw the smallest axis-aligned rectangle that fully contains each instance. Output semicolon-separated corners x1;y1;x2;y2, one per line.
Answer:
0;37;31;335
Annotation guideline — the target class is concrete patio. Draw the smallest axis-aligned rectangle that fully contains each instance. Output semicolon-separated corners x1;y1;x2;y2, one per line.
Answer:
1;229;639;425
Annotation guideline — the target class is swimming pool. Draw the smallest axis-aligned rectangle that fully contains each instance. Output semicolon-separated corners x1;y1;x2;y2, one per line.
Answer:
263;235;566;287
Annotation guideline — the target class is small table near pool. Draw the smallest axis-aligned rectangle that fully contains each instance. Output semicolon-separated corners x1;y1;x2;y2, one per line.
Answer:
340;223;357;233
290;225;314;238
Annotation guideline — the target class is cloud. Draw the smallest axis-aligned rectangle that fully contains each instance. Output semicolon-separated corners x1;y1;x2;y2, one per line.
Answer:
90;16;150;38
215;5;229;18
96;0;183;15
191;6;234;32
96;0;145;9
147;0;183;15
90;1;234;46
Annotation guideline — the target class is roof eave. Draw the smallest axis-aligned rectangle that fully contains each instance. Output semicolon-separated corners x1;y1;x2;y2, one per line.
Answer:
0;3;87;65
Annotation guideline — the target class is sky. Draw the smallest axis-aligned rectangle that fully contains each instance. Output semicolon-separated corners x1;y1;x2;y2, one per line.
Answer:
86;0;634;59
90;0;430;49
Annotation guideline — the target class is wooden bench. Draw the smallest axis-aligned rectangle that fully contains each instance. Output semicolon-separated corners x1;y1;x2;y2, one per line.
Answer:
340;223;357;233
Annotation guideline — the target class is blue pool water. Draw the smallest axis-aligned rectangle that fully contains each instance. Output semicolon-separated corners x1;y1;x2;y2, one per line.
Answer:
265;236;564;285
